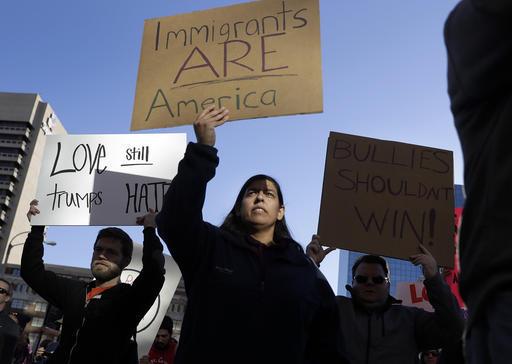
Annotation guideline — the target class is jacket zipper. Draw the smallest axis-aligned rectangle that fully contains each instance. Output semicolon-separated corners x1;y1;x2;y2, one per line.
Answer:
365;314;371;364
67;290;88;364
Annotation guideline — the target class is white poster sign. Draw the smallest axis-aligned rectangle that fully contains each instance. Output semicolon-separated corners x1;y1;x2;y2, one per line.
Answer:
121;243;181;357
31;134;186;225
395;281;433;312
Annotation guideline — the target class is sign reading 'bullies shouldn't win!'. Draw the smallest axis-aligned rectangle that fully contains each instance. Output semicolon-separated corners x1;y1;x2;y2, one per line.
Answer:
32;134;186;226
318;132;455;268
131;0;322;131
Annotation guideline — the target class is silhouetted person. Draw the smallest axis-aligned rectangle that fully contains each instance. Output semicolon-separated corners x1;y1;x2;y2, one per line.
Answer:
445;1;512;362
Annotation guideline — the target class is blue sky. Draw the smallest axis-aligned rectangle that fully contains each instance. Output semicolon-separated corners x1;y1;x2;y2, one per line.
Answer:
1;0;460;291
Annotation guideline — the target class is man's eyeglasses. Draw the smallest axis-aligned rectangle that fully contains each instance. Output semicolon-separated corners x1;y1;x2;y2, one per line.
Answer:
0;288;9;295
353;275;389;285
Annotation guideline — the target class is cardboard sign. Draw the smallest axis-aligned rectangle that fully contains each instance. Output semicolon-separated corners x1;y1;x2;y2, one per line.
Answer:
121;243;181;357
396;281;433;312
318;132;454;267
131;0;322;130
32;134;186;225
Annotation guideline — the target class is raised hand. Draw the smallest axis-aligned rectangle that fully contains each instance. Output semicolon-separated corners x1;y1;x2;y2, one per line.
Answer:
193;106;230;146
136;208;157;228
306;234;336;266
27;199;40;222
409;244;439;279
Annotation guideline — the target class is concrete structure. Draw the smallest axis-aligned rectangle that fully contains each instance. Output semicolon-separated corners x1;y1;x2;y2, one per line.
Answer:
0;92;66;265
167;277;186;339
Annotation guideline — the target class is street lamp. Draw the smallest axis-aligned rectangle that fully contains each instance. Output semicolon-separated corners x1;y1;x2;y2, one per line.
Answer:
3;230;57;265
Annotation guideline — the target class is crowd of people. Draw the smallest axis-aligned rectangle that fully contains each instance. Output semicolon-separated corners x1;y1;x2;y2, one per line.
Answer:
1;0;510;363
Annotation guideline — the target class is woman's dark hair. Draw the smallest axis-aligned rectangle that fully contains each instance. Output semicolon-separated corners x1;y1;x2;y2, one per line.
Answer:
351;254;390;279
220;174;292;241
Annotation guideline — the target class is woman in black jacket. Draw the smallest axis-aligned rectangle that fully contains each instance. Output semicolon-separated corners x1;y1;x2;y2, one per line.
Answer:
156;106;346;364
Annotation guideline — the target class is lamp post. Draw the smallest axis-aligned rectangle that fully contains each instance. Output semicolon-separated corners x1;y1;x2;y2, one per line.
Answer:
3;230;57;265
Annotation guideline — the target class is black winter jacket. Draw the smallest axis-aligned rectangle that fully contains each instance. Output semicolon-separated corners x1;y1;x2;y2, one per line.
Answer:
445;0;512;326
156;142;347;364
21;226;165;364
0;309;20;364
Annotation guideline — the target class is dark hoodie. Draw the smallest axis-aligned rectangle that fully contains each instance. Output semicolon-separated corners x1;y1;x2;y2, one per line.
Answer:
444;0;512;328
338;273;463;364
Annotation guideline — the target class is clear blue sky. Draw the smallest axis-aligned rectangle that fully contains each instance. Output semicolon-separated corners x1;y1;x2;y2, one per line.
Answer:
0;0;461;291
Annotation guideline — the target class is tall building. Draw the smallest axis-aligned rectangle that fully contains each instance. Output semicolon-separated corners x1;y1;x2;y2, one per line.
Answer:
338;185;465;296
0;92;66;265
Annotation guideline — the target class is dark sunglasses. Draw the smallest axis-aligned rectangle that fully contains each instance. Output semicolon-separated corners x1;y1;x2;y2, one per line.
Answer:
424;350;441;357
353;275;389;285
0;288;9;295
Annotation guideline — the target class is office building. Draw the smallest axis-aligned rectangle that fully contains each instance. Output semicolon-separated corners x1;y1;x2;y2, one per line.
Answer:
0;92;66;265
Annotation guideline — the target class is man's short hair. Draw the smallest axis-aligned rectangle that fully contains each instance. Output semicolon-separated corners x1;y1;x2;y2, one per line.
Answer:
351;255;390;279
94;227;133;261
160;316;174;334
0;278;13;296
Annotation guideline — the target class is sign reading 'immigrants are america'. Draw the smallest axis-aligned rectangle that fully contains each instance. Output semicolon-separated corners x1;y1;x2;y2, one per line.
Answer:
131;0;322;130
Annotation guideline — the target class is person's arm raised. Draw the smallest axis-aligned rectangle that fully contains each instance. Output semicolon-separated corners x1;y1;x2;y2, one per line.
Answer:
21;200;79;308
193;106;229;146
129;209;166;325
306;234;336;267
409;244;438;280
155;107;229;283
410;244;464;348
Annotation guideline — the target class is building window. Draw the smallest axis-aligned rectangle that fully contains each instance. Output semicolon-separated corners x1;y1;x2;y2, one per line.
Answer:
11;299;25;309
4;267;21;277
35;302;48;312
31;317;44;328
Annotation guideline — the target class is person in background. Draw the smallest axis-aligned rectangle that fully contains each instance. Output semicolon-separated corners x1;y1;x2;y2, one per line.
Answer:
420;349;441;364
139;316;178;364
33;339;59;363
0;278;20;364
12;332;31;364
307;236;464;364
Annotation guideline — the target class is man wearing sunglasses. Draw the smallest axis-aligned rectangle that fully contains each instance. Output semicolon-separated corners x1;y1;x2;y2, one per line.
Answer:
420;349;441;364
0;278;20;364
307;237;464;364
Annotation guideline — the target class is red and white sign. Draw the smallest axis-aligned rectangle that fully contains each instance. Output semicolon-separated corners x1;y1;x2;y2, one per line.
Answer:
396;281;433;312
